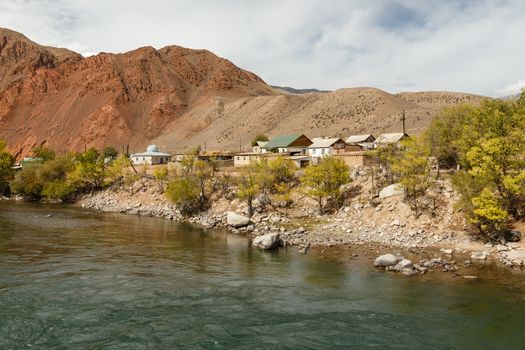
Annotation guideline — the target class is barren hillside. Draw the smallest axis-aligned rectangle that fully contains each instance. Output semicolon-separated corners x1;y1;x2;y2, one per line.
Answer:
0;28;487;157
154;88;485;153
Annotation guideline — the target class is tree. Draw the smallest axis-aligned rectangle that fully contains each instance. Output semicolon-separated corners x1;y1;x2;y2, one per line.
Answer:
68;148;106;191
165;178;200;216
425;93;525;239
470;188;509;238
32;146;56;162
193;160;214;210
237;173;259;217
391;138;435;218
10;155;74;201
165;158;214;214
0;140;14;195
103;146;119;160
153;166;168;192
251;134;269;147
366;143;402;193
301;157;350;214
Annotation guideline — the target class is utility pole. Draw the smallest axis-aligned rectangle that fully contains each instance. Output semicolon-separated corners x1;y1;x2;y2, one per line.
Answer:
239;136;242;152
401;110;406;135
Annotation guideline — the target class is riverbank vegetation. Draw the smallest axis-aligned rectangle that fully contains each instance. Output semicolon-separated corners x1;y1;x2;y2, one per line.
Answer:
1;94;524;243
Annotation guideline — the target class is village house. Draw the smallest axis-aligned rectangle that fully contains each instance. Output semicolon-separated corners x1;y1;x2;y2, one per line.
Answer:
308;137;347;163
262;134;312;155
233;152;283;168
252;141;268;154
373;133;409;148
346;134;376;150
130;145;172;165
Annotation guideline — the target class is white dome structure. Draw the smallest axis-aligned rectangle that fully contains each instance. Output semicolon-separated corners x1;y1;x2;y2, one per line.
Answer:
146;144;159;153
130;144;172;166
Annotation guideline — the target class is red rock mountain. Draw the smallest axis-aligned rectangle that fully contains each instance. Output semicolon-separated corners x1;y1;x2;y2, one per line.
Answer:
0;28;486;157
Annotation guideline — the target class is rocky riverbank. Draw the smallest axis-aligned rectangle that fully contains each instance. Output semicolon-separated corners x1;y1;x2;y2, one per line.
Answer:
78;178;525;271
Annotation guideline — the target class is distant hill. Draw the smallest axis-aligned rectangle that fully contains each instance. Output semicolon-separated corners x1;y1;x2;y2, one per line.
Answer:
271;85;331;94
0;28;488;157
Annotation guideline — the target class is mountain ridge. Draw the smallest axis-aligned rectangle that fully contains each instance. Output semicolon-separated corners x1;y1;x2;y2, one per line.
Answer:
0;28;487;157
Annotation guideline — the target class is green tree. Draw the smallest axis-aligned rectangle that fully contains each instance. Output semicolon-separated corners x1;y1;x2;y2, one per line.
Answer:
237;172;259;217
425;93;525;239
0;141;14;195
165;178;200;216
251;134;269;147
32;146;56;162
471;188;509;237
103;146;119;160
153;166;168;192
391;138;435;217
301;157;350;214
69;148;106;190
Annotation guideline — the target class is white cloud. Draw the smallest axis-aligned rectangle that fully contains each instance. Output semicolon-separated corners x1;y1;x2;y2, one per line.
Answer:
1;0;524;96
494;79;525;97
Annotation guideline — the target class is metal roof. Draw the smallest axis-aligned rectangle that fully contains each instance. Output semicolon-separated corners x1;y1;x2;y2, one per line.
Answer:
255;141;268;147
374;133;407;144
308;137;343;148
346;134;375;144
131;145;171;157
262;134;305;149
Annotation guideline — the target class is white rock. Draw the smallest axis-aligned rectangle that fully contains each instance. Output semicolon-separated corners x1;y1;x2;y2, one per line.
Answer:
496;245;509;252
252;233;281;250
374;254;400;267
390;219;401;227
394;259;413;270
470;251;488;260
379;184;405;199
440;248;453;255
226;211;251;228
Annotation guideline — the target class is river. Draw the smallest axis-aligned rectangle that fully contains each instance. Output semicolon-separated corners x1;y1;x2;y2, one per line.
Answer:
1;202;524;349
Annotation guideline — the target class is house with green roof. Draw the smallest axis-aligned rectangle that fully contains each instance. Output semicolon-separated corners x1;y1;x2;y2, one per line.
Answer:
261;134;312;155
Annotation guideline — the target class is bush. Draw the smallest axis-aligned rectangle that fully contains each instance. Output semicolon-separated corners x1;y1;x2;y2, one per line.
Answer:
301;157;350;214
0;140;14;196
165;178;200;216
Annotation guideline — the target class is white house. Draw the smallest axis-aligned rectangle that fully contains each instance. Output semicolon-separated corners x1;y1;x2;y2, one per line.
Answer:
252;141;268;154
373;133;408;148
131;145;172;165
308;137;347;159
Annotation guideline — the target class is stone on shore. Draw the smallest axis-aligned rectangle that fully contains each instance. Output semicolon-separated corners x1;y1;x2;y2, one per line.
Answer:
227;211;251;228
470;251;488;260
379;184;404;199
394;259;413;271
374;254;400;267
252;232;281;250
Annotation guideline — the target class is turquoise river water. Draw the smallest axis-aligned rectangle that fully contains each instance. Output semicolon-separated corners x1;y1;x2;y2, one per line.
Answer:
1;202;525;349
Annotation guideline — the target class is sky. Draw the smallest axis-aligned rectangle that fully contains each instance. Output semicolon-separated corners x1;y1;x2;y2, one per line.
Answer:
1;0;524;97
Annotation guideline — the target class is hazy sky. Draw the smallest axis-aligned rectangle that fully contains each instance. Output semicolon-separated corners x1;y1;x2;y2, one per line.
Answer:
1;0;524;96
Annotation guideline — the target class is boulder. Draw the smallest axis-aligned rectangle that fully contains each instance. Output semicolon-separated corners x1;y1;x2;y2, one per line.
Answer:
440;248;453;255
503;250;525;266
379;184;405;199
226;211;251;228
252;232;281;250
394;259;413;271
470;251;488;260
504;229;522;242
374;254;400;267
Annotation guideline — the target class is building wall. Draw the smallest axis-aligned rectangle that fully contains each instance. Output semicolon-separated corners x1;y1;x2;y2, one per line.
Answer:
132;156;171;165
234;154;261;167
333;152;367;168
